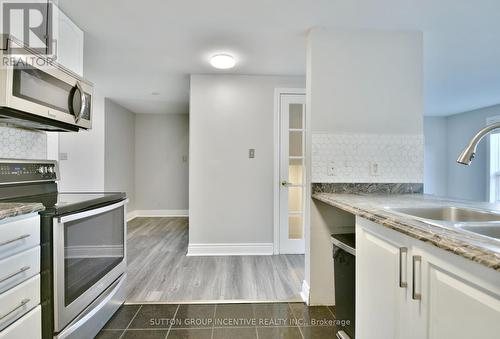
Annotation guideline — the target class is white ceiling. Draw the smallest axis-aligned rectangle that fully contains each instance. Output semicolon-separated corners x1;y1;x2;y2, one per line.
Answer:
59;0;500;116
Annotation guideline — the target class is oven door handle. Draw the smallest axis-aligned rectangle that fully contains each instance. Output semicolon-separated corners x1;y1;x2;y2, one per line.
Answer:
58;199;128;224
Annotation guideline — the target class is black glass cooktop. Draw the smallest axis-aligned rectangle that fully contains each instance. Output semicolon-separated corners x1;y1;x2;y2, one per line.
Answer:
0;191;126;216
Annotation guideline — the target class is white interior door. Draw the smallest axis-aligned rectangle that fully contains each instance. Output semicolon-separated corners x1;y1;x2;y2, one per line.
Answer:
279;94;306;254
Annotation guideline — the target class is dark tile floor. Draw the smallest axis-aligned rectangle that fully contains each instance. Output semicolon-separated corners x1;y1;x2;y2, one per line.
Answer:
96;303;342;339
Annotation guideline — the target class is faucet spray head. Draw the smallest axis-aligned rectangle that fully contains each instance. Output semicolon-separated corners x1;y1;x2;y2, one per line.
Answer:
456;148;475;166
456;122;500;166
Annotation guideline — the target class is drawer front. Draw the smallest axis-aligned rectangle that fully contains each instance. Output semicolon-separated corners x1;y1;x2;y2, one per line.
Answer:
0;215;39;260
0;247;40;294
0;275;40;331
0;305;41;339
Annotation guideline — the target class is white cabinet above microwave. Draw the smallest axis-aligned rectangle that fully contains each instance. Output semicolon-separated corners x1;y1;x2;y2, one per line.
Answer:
0;38;93;132
53;3;84;76
3;0;84;77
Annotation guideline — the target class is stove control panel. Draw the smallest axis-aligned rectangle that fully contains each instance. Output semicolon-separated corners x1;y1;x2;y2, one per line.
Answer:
0;160;59;184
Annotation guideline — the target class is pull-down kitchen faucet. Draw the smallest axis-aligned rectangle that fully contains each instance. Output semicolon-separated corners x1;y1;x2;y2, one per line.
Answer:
457;122;500;165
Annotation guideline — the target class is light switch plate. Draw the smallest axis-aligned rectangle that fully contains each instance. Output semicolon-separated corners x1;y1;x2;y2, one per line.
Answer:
59;153;68;160
249;149;255;159
369;161;379;176
327;161;335;176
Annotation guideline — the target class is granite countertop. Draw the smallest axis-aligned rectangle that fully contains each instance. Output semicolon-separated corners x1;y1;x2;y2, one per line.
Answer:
312;192;500;271
0;203;45;221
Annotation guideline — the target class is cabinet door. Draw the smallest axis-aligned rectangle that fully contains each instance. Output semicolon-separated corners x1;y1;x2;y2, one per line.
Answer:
54;7;84;76
4;0;49;54
356;219;411;339
0;305;41;339
419;258;500;339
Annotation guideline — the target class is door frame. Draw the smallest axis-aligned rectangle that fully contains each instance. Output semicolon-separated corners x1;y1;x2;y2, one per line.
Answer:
273;88;306;254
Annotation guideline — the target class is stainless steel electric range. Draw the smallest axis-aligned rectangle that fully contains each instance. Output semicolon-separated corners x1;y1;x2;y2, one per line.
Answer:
0;159;128;339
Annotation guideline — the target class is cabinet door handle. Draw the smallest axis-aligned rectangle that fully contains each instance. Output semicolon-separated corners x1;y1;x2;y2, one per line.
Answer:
0;266;30;284
0;298;30;320
0;234;30;247
412;255;422;300
399;247;408;288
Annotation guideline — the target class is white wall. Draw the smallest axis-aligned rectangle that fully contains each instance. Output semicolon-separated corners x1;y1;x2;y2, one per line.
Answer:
306;28;424;305
308;28;423;134
60;91;189;214
189;74;305;250
135;114;189;213
423;117;448;196
58;92;105;192
423;103;500;201
104;99;136;211
54;28;106;191
445;106;500;201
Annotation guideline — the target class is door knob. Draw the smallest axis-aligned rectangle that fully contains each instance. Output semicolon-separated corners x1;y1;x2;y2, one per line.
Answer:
281;180;290;187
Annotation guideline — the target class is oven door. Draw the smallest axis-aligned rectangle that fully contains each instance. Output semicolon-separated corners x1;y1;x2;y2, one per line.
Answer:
53;200;127;333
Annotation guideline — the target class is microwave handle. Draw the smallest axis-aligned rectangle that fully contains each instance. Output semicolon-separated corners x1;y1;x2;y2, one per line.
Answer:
73;81;87;123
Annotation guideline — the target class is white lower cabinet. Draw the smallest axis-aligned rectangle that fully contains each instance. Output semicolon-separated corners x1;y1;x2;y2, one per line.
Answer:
357;217;500;339
0;214;41;339
417;249;500;339
0;275;40;331
0;247;40;294
0;215;40;260
0;306;41;339
356;222;410;338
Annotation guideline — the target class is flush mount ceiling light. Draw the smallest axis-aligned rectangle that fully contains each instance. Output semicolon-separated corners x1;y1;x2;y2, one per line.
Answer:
210;54;236;69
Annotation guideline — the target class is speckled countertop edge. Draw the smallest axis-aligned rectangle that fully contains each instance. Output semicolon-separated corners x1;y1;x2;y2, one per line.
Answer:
312;193;500;272
0;203;45;221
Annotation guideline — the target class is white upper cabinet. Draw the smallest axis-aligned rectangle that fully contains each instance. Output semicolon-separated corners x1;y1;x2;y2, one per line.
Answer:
53;5;84;76
3;1;83;76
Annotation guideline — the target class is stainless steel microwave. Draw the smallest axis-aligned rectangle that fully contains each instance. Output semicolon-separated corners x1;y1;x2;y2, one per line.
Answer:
0;36;93;132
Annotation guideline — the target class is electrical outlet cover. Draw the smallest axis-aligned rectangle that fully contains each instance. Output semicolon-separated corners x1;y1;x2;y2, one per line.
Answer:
327;161;335;176
369;162;379;176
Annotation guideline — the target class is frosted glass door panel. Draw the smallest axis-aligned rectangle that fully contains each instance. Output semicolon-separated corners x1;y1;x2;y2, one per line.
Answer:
289;132;303;157
279;93;306;254
289;159;303;185
289;104;303;129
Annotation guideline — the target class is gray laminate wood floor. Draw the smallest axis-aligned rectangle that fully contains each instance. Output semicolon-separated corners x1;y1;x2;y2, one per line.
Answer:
125;217;305;303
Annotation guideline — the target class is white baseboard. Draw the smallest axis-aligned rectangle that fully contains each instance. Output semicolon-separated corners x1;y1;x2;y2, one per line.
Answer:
300;280;310;305
127;210;139;221
127;209;189;221
187;243;274;256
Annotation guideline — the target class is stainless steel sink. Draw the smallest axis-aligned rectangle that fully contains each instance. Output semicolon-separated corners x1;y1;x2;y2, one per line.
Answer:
389;206;500;223
388;206;500;241
456;225;500;240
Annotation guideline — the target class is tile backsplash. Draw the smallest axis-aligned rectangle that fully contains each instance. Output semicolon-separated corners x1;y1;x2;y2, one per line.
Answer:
0;125;47;160
312;133;424;183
